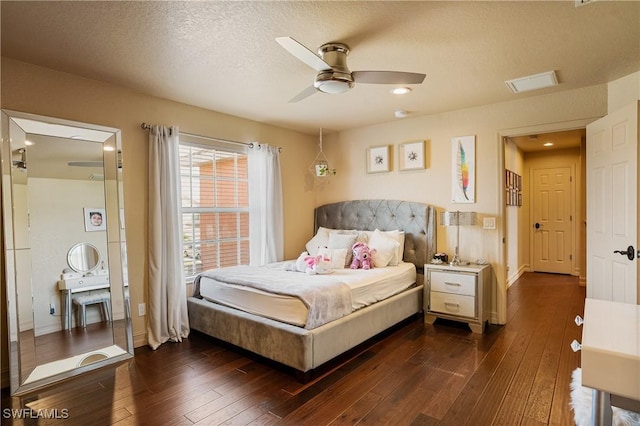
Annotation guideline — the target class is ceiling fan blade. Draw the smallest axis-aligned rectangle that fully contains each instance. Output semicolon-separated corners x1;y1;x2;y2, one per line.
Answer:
67;161;104;167
276;37;331;71
352;71;426;85
289;85;318;103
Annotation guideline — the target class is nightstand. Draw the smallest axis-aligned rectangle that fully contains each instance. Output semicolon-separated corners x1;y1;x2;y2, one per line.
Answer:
424;263;491;333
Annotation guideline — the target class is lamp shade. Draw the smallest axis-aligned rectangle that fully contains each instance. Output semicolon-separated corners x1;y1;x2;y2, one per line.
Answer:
440;211;477;227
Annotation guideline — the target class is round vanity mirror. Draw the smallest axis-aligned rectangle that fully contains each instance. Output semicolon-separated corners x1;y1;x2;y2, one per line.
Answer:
67;242;101;273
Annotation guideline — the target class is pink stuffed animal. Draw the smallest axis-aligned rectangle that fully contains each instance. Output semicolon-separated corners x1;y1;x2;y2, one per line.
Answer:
350;242;376;270
283;251;332;274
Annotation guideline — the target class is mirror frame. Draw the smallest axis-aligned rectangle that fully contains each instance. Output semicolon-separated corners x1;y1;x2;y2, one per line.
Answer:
1;109;133;395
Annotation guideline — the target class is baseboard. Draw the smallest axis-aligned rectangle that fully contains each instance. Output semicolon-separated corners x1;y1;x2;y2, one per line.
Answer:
507;265;529;288
133;332;147;348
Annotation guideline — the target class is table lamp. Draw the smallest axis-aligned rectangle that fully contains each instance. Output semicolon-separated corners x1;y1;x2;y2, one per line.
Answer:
440;210;477;266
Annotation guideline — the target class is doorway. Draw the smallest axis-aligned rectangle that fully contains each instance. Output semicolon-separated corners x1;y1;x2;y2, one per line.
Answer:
504;129;586;285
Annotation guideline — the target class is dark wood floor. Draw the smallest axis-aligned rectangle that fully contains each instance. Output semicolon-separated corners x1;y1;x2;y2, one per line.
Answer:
2;272;585;425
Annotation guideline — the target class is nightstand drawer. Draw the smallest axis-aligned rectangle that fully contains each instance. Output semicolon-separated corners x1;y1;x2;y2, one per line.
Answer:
430;292;475;318
430;271;476;296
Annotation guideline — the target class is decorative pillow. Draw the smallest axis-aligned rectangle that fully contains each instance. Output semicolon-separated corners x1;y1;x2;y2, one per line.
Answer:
305;227;332;256
318;247;348;269
368;230;401;268
328;231;358;267
364;229;404;265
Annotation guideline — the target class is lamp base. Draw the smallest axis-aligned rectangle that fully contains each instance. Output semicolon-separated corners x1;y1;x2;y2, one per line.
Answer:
449;256;470;267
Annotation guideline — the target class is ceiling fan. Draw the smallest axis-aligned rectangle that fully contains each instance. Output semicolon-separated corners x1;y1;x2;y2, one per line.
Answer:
276;37;426;102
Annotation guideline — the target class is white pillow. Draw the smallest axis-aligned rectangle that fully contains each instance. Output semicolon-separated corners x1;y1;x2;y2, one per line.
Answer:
328;231;358;267
305;227;332;256
368;230;400;268
367;229;404;265
318;247;348;269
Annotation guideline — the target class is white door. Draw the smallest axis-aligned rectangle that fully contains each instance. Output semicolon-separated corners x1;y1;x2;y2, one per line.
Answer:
586;101;638;304
532;166;573;274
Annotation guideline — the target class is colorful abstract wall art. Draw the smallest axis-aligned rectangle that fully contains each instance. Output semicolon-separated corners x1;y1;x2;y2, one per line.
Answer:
451;135;476;203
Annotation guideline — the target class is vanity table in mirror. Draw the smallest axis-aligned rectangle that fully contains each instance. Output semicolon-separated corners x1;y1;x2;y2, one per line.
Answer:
1;110;133;395
58;242;112;330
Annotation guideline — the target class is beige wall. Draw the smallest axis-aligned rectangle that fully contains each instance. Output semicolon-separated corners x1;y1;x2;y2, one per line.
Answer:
1;58;319;356
608;71;640;113
320;84;608;324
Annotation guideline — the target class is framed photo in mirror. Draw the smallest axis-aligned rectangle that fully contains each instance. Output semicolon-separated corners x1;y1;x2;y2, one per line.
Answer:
84;207;106;231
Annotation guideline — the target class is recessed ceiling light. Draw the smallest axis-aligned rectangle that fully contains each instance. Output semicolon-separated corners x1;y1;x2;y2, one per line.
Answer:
391;87;411;95
544;142;554;147
394;110;408;119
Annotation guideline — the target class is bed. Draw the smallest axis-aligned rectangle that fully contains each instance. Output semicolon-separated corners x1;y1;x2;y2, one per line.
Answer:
187;199;436;377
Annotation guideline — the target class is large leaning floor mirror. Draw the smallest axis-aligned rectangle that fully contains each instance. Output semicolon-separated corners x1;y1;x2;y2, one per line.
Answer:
1;110;133;395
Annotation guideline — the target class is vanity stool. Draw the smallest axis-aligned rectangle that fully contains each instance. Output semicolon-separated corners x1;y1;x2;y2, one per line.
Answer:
73;291;111;328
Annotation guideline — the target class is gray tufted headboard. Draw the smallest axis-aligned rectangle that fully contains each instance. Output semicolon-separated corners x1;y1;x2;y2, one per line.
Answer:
314;200;436;274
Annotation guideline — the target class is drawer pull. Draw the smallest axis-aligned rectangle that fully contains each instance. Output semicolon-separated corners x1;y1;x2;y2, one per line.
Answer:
444;302;460;308
444;282;461;287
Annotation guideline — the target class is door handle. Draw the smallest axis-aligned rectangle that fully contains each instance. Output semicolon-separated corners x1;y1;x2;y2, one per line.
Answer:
534;222;541;229
614;245;636;261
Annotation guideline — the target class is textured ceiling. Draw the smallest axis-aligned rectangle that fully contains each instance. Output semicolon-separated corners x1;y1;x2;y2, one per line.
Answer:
2;1;639;135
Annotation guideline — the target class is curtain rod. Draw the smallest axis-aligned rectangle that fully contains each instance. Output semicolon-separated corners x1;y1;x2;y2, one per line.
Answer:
141;122;256;148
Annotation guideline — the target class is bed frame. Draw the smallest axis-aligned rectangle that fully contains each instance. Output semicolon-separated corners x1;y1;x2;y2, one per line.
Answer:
187;200;436;377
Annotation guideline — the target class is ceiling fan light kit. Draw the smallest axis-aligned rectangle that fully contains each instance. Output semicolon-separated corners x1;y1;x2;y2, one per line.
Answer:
277;36;426;102
391;87;411;95
314;72;353;94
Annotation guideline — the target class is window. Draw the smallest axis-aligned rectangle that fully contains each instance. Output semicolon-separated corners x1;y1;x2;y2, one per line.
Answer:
180;138;249;280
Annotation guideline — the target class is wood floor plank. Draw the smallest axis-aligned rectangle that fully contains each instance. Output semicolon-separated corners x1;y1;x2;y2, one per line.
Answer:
2;272;586;426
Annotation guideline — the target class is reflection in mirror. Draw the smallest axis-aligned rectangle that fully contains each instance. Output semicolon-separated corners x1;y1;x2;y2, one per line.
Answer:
67;242;101;273
1;110;133;395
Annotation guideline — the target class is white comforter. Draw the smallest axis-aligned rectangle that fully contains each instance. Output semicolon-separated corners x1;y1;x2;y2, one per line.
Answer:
194;265;352;329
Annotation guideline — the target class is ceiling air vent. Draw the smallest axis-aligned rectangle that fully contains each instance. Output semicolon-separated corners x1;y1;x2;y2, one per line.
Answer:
505;70;558;94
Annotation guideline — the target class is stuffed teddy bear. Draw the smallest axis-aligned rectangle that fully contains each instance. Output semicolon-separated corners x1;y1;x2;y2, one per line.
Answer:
350;242;376;270
283;251;332;275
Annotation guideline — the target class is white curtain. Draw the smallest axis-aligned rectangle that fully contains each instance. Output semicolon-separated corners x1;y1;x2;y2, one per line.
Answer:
147;125;190;350
248;144;284;265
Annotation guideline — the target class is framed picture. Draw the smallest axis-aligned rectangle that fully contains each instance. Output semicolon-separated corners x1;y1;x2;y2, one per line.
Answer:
84;208;106;232
505;169;522;206
367;145;391;173
399;140;426;171
451;135;476;203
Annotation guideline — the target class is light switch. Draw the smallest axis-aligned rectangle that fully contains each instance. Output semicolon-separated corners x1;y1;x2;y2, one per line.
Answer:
483;217;496;230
